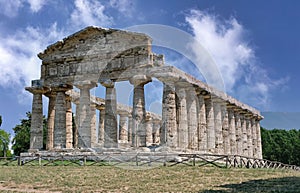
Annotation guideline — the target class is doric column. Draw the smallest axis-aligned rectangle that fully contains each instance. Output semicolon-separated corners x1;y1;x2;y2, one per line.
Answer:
197;92;207;152
176;84;188;149
65;97;73;148
76;81;97;148
251;117;257;158
73;101;79;148
119;110;128;143
45;92;56;150
145;113;153;146
234;111;242;156
127;113;133;144
205;97;215;152
130;75;151;148
246;116;253;157
222;104;230;155
53;85;72;149
186;86;198;150
256;118;263;159
213;99;223;154
90;103;97;147
98;107;105;144
26;84;49;150
241;114;248;156
227;108;236;155
161;81;177;148
101;79;118;148
152;119;161;144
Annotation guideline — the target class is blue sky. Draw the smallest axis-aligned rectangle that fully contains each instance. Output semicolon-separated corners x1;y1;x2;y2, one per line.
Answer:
0;0;300;135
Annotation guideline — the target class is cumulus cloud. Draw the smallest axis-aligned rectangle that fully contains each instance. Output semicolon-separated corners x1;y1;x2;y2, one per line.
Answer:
0;0;23;18
70;0;114;29
109;0;134;17
0;23;64;103
27;0;47;12
185;10;288;109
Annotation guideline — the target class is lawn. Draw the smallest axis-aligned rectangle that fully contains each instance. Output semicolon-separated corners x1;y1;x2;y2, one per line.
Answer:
0;165;299;192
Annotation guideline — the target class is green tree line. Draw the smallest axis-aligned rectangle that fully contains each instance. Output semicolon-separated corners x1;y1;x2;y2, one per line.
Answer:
261;127;300;166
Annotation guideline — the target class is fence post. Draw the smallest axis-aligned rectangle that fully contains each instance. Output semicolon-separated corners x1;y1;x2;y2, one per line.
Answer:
193;154;196;166
39;155;42;166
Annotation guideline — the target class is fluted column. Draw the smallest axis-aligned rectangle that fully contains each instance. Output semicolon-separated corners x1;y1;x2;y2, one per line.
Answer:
197;92;207;152
152;119;161;144
119;111;128;143
246;116;253;157
256;119;263;159
90;103;97;147
235;111;242;155
76;82;97;148
53;85;72;149
186;87;198;150
222;105;230;155
127;114;133;144
241;114;248;156
251;117;257;158
228;108;236;155
65;97;73;148
73;102;79;148
98;107;105;144
26;85;48;150
46;92;56;150
101;80;118;148
205;97;215;152
176;85;188;149
214;99;223;154
130;75;151;147
145;113;153;146
161;82;177;148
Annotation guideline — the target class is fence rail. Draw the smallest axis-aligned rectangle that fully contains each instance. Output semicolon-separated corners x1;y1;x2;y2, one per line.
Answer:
0;154;299;171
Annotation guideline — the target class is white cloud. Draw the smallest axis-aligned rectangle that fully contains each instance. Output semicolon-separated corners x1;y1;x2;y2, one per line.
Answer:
70;0;113;29
0;0;23;18
185;10;288;110
0;23;64;103
109;0;134;17
27;0;47;12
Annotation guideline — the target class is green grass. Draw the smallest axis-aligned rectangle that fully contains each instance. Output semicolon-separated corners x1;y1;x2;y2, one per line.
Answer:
0;165;299;192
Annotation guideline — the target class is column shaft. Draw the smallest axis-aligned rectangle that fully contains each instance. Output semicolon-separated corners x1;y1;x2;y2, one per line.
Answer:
127;115;133;144
145;114;153;146
46;95;55;150
90;103;97;147
241;115;248;156
256;120;263;159
30;92;44;149
152;120;161;144
197;94;207;152
214;101;223;154
235;112;242;155
54;91;67;149
252;118;257;158
176;86;188;149
119;112;128;142
246;117;253;157
228;109;236;155
98;108;105;144
65;99;73;148
186;88;198;150
205;98;215;152
222;105;230;155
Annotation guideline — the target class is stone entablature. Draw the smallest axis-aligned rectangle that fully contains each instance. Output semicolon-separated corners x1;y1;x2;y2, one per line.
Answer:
26;26;263;159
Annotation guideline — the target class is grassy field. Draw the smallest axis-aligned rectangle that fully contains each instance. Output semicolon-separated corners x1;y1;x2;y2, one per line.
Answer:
0;165;299;192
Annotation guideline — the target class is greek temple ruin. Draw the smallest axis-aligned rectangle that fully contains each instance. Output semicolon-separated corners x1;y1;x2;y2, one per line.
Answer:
25;26;263;159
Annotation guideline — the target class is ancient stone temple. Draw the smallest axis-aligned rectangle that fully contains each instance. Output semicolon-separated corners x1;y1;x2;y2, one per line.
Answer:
26;26;263;159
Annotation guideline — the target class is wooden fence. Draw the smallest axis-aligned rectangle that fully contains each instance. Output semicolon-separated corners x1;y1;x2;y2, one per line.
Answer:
0;154;299;171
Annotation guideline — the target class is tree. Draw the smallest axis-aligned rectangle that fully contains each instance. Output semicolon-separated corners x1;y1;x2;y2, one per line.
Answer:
0;115;11;157
12;112;47;156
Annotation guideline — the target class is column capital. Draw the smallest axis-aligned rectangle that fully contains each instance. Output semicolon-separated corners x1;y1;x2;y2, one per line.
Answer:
129;75;151;86
99;79;115;88
25;86;50;94
75;81;97;89
51;84;73;92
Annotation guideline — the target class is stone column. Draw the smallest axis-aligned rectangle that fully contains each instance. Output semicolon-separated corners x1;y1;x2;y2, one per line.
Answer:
26;86;48;150
46;92;56;150
161;82;177;148
197;92;207;152
176;84;188;149
256;119;263;159
98;107;105;144
127;114;133;144
186;86;198;150
76;81;97;148
228;108;236;155
213;99;223;154
90;103;97;147
119;110;128;143
241;114;248;156
205;97;215;152
246;116;253;157
152;119;161;144
101;80;118;148
222;105;230;155
53;85;72;149
251;117;257;158
73;102;79;148
235;111;242;156
145;113;153;146
65;97;73;148
130;75;151;148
